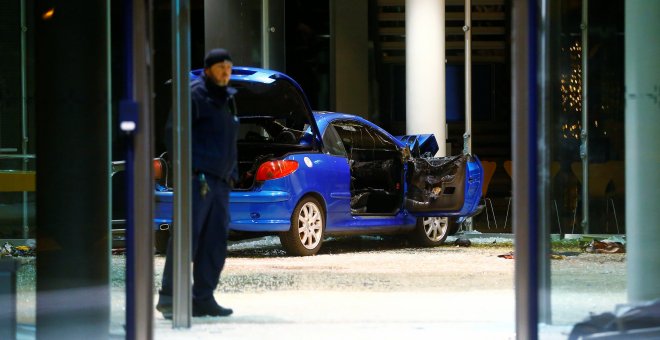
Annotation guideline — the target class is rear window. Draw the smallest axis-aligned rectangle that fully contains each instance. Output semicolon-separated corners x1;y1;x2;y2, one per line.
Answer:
232;79;309;133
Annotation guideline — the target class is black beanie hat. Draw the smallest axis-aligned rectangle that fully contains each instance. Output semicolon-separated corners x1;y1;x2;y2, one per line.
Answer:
204;48;232;68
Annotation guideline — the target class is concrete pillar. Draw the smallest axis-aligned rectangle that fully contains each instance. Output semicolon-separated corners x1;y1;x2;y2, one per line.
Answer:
330;0;368;116
204;0;262;67
625;0;660;303
262;0;286;72
204;0;284;70
34;0;110;338
405;0;446;156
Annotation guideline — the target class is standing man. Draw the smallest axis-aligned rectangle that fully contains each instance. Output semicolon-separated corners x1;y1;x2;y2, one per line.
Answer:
157;48;239;319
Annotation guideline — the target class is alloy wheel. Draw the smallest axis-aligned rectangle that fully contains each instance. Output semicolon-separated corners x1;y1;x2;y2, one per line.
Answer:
422;216;449;242
297;201;323;250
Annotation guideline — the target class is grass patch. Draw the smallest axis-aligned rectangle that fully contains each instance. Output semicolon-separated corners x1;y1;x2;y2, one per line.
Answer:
550;239;583;252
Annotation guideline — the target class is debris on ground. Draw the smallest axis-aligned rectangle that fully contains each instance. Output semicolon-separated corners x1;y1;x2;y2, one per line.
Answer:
496;252;569;260
585;240;626;254
549;253;563;260
454;238;471;247
1;242;36;257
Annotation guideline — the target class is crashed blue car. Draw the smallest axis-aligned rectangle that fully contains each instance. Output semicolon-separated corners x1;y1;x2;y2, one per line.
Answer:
155;67;483;256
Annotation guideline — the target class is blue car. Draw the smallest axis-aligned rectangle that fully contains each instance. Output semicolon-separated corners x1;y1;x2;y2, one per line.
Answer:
155;67;483;256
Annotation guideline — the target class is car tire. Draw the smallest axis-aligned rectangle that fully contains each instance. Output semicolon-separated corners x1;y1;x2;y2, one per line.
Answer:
411;216;450;247
448;218;461;236
154;229;170;255
279;196;325;256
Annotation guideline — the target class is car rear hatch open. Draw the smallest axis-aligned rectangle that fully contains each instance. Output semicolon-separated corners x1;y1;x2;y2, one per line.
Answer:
193;67;323;190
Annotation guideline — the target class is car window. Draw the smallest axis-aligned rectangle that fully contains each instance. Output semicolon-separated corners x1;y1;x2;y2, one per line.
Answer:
363;126;397;150
322;124;347;157
236;117;309;144
333;120;397;151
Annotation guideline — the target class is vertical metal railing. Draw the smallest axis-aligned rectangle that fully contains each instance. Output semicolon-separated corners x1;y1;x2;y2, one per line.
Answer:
513;0;539;338
463;0;473;231
171;0;192;328
130;0;155;338
463;0;472;157
20;0;29;239
580;0;589;233
538;0;557;325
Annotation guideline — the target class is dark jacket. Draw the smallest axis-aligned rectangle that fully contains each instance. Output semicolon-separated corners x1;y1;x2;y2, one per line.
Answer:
165;75;240;184
190;75;239;183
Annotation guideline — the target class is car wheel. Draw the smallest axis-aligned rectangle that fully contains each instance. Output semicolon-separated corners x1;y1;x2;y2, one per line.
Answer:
448;218;460;236
411;216;449;247
279;196;325;256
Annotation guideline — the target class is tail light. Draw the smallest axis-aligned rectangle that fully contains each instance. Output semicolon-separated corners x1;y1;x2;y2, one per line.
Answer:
153;159;164;180
256;160;299;181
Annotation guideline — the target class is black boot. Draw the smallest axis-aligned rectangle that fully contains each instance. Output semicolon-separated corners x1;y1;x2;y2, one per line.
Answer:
156;292;172;320
192;298;233;317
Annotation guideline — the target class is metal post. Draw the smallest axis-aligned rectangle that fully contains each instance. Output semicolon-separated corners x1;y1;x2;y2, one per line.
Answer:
172;0;193;328
463;0;473;231
538;0;557;325
463;0;472;156
20;0;29;239
513;0;539;338
580;0;589;233
129;0;155;338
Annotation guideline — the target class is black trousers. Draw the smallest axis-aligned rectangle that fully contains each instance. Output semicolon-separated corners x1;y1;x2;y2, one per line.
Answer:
161;173;230;301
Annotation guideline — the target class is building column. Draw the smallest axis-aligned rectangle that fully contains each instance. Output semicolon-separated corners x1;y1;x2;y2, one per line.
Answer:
405;0;446;156
204;0;284;70
625;0;660;303
204;0;261;67
330;0;368;116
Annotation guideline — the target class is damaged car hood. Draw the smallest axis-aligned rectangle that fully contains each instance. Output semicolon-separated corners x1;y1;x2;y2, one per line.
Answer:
396;134;439;158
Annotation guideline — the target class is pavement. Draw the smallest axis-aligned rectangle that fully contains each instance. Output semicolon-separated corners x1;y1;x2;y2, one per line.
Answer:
13;234;625;339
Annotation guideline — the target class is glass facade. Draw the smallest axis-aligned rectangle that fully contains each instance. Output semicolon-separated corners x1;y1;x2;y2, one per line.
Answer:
1;0;655;338
0;0;36;240
545;0;627;332
1;1;37;335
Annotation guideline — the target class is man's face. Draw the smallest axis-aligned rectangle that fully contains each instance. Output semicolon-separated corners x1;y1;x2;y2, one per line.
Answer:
205;61;233;86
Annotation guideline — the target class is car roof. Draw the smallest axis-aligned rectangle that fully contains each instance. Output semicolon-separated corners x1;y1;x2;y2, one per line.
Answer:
313;111;406;148
191;67;292;85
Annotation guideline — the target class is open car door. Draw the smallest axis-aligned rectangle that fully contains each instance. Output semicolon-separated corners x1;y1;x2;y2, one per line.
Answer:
404;153;483;217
